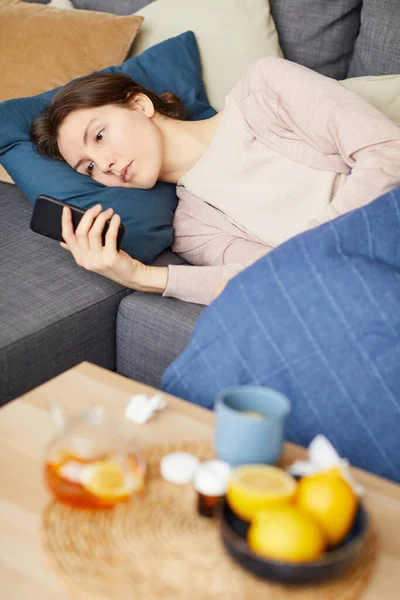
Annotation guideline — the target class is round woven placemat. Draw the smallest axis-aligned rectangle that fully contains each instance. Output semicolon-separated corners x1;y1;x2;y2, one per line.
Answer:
42;441;377;600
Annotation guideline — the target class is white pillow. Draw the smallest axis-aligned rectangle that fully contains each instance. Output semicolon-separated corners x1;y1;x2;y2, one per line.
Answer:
132;0;282;111
341;75;400;124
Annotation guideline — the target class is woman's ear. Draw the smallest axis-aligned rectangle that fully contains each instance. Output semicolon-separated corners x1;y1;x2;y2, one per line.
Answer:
129;93;155;118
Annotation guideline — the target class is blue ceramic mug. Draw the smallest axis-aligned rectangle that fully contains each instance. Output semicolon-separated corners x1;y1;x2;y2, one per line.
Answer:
215;386;291;466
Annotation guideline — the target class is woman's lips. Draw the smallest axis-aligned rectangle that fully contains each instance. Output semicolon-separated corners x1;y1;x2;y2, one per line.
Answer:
121;161;133;182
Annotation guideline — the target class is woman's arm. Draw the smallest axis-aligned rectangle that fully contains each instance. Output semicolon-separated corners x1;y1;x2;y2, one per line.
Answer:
164;194;271;305
233;57;400;225
311;141;400;226
61;201;270;306
60;204;168;292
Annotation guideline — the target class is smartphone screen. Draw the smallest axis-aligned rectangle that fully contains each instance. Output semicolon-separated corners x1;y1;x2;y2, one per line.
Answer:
30;194;125;251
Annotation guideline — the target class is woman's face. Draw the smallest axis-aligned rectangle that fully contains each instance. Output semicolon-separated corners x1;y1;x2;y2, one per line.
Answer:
57;96;163;189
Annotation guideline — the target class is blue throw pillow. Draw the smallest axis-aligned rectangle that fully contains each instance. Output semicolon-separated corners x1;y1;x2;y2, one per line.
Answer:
162;186;400;482
0;31;215;264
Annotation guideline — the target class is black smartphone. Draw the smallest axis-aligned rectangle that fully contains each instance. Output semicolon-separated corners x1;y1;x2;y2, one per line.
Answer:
30;194;125;251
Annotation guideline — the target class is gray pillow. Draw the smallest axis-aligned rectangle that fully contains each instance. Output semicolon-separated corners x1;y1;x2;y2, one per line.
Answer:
348;0;400;77
269;0;362;79
72;0;154;14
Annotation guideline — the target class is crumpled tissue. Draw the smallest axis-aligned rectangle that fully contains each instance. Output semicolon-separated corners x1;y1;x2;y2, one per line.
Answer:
125;393;167;424
49;0;74;9
287;434;364;496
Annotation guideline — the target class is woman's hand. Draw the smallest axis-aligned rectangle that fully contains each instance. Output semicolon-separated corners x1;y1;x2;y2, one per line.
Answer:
212;267;243;301
213;279;229;300
60;204;145;289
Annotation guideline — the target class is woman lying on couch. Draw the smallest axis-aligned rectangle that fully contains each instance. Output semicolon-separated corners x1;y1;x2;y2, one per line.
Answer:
31;57;400;305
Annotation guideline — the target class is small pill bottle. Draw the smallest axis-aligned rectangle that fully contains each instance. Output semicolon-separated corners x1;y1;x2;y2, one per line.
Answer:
194;460;231;518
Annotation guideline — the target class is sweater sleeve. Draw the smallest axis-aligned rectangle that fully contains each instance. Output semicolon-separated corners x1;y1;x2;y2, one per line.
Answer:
163;192;270;305
232;56;400;225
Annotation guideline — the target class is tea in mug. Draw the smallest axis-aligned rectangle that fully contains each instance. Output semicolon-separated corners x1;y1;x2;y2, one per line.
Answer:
241;410;266;420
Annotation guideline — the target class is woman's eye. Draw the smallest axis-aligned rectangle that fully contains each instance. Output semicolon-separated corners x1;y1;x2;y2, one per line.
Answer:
84;129;103;177
86;161;95;177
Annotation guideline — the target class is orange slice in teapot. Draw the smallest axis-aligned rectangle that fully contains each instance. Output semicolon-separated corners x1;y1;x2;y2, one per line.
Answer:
80;460;135;502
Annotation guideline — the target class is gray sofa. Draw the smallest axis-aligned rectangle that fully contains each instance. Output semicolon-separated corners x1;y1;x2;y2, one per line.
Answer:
1;0;399;404
0;178;202;403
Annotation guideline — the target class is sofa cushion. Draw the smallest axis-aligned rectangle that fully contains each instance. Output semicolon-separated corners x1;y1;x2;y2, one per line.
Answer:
133;0;282;111
117;292;203;389
0;31;215;264
269;0;362;79
0;181;130;405
0;0;143;185
348;0;400;77
116;247;203;387
0;0;142;104
341;75;400;124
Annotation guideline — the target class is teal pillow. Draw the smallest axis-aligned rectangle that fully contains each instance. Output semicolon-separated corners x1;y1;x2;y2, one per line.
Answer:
0;32;215;263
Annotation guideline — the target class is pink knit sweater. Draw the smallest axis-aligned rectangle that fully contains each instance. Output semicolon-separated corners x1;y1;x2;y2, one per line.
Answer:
163;57;400;305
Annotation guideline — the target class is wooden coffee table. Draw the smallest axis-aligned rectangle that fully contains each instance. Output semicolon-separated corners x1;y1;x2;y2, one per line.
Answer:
0;361;399;599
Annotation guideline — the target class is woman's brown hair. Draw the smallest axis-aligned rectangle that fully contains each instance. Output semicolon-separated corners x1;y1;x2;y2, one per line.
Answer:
30;72;185;161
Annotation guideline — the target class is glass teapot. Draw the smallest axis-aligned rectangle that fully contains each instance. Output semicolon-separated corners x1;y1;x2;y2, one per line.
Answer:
44;403;146;509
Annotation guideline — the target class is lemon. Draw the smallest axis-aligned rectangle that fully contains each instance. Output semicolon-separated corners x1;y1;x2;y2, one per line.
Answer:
248;506;326;562
226;465;297;522
296;467;358;547
80;460;135;502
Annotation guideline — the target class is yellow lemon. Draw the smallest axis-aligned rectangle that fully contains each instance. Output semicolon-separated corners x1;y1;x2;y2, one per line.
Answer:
226;465;297;522
296;467;358;547
80;460;135;502
248;506;326;562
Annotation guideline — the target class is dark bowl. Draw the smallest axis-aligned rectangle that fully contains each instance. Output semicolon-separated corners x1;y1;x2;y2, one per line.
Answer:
221;500;368;584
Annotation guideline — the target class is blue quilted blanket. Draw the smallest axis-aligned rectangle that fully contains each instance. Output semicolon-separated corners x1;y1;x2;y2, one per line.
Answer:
162;186;400;482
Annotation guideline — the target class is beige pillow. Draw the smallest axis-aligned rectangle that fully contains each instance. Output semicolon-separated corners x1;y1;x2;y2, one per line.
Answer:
0;0;143;184
341;75;400;124
133;0;282;112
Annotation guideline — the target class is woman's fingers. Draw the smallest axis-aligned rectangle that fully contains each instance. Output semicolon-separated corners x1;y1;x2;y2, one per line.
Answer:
213;280;228;300
61;205;83;260
104;213;121;254
88;207;114;251
61;205;85;262
61;204;120;272
74;204;102;253
61;206;74;244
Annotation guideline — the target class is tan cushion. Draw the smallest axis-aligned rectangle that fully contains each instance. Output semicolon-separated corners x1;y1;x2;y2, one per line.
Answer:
341;75;400;125
133;0;282;112
0;167;13;185
0;0;143;183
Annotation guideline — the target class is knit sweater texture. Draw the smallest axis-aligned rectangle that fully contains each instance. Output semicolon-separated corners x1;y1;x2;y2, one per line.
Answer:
163;57;400;305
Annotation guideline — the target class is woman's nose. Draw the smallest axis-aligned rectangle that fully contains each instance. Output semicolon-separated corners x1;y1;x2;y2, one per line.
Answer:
98;156;115;174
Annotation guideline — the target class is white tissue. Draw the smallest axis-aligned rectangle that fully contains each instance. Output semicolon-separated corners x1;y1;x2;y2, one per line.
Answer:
49;0;75;9
288;434;364;496
125;393;167;424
